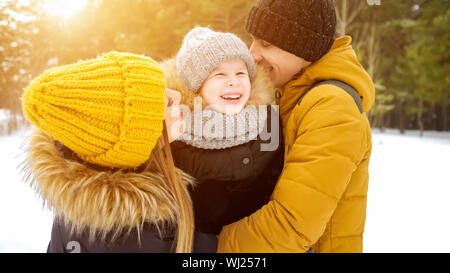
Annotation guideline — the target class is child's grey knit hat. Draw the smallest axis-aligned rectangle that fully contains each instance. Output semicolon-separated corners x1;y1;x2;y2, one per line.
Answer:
176;27;255;92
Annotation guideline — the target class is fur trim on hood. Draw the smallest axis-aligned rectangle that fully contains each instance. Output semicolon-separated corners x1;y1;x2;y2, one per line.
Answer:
21;128;194;242
160;57;276;110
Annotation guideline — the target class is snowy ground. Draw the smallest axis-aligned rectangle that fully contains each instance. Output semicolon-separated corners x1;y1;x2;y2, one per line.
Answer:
365;129;450;253
0;127;449;253
0;128;53;253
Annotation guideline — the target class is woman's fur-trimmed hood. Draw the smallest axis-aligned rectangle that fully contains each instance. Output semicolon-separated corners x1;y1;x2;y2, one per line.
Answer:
160;57;276;110
22;128;193;241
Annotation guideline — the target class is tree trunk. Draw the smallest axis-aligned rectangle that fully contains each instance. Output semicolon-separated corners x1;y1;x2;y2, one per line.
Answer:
336;0;347;36
426;102;433;130
379;112;385;132
398;100;406;134
418;99;424;136
443;104;449;131
334;0;364;37
386;111;393;128
430;102;437;131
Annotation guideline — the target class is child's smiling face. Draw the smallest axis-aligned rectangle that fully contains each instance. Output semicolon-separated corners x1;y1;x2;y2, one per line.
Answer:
199;58;251;115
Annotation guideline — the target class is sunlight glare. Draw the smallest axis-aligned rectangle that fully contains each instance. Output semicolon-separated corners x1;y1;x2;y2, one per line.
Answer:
43;0;87;19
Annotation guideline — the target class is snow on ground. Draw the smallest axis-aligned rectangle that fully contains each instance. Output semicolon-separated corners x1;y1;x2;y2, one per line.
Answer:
365;129;450;253
0;128;53;253
0;127;449;253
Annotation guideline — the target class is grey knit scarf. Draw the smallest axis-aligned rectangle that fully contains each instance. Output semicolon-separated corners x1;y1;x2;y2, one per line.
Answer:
177;105;267;150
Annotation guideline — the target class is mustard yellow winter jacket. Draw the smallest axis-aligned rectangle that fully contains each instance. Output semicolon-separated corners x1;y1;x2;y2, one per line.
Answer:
217;36;375;253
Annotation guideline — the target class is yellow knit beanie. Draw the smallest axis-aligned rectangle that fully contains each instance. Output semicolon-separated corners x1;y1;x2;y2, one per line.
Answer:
22;52;166;169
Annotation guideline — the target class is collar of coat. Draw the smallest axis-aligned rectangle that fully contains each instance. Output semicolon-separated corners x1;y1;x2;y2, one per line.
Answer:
279;36;376;123
22;128;193;241
159;57;276;111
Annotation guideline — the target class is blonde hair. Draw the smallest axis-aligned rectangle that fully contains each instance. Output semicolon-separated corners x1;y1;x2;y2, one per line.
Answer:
145;124;195;253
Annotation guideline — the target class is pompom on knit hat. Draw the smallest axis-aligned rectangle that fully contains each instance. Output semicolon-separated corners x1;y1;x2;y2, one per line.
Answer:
176;26;255;92
22;52;166;169
245;0;337;62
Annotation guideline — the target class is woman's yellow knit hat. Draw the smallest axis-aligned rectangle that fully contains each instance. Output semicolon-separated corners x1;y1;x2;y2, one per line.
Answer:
22;52;166;169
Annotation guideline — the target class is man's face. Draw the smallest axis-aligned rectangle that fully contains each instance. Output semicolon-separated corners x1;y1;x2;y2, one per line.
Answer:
249;36;311;88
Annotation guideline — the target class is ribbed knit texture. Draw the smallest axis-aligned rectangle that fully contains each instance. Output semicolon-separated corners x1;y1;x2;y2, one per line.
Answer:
245;0;336;62
176;27;255;92
177;106;266;150
22;52;166;169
